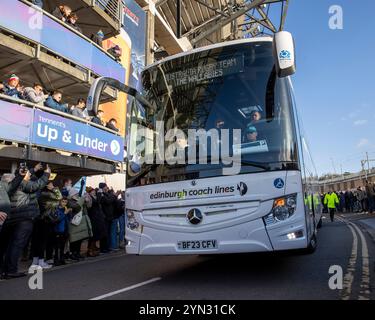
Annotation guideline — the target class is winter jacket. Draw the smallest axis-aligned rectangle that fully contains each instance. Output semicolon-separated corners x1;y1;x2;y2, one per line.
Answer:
1;84;23;99
54;207;69;234
0;175;24;215
38;188;62;220
44;96;68;113
91;116;104;126
52;7;66;22
324;192;339;209
114;198;125;219
87;194;107;241
365;185;375;197
7;172;50;223
67;22;82;34
68;197;93;243
71;108;86;119
23;87;45;105
356;189;365;201
106;122;119;132
98;191;117;222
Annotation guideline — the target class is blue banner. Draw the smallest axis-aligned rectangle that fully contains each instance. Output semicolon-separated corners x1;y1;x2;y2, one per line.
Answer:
32;109;124;162
0;100;33;143
122;0;146;90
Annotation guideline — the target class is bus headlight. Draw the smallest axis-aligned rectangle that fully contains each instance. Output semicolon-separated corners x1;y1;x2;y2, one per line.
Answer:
126;210;141;231
263;194;297;225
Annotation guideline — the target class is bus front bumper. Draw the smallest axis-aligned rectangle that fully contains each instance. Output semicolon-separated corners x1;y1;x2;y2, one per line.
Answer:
125;217;307;255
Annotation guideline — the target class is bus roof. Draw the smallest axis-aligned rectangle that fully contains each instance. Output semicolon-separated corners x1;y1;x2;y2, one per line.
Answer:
145;37;273;71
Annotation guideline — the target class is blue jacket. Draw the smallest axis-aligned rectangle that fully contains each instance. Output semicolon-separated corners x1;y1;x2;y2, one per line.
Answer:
54;207;69;234
2;84;23;99
44;96;68;113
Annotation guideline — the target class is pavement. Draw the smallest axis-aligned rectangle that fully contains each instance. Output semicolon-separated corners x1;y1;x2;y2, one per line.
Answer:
0;213;374;300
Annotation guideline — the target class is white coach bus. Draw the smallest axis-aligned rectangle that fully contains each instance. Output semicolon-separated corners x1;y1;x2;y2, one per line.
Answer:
88;32;322;255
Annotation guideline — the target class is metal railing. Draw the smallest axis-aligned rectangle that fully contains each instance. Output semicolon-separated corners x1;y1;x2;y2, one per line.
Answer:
95;0;122;25
0;94;121;136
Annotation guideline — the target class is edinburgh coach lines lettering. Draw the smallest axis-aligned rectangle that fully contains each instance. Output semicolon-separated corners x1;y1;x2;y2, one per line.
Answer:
150;185;236;200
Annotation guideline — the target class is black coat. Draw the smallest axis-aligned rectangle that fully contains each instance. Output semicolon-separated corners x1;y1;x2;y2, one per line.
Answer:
114;198;125;219
7;173;49;224
98;192;117;222
52;7;65;21
38;188;62;218
87;195;107;241
106;122;119;132
0;175;24;215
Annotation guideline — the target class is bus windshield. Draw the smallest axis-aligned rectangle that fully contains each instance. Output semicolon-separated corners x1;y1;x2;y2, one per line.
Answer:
127;41;299;187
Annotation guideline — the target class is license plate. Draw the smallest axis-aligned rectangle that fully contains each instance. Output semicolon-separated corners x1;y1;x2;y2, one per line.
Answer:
177;240;218;250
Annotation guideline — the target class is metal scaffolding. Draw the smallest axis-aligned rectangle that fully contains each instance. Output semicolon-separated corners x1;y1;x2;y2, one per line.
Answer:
156;0;289;47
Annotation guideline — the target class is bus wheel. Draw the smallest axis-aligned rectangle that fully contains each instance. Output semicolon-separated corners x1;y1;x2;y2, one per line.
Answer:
317;218;323;229
305;235;317;254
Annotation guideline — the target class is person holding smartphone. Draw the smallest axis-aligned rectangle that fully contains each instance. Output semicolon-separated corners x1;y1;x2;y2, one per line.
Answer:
0;163;51;279
0;167;27;230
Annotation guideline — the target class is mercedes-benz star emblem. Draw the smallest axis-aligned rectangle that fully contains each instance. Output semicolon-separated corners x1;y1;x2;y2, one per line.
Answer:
191;180;197;186
237;182;248;196
187;208;203;225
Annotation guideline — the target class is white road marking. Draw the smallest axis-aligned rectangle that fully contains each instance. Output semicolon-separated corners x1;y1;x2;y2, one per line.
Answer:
337;216;371;300
89;277;162;300
338;219;358;300
347;222;371;300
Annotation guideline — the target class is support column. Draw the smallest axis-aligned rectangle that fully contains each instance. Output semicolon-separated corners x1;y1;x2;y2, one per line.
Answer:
145;1;155;66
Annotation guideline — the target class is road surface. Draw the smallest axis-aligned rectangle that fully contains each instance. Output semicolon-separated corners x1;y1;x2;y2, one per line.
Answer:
0;214;374;300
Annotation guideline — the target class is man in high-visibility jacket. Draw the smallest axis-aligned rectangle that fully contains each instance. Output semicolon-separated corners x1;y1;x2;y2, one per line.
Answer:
324;191;339;222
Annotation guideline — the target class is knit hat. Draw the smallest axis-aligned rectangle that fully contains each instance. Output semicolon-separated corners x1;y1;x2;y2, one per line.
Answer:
97;30;104;38
245;125;257;134
8;74;19;82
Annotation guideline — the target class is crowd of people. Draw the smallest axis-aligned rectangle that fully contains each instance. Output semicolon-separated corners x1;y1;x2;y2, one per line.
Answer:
0;74;119;132
30;1;122;60
321;181;375;221
0;162;126;279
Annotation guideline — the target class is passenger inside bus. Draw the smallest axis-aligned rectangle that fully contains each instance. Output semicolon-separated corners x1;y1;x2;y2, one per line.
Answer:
248;110;262;125
244;125;258;142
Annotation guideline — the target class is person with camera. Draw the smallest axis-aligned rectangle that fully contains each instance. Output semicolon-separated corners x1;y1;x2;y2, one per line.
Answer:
0;168;27;233
23;83;49;106
30;180;62;269
86;188;106;257
0;163;50;279
67;180;93;260
97;183;117;253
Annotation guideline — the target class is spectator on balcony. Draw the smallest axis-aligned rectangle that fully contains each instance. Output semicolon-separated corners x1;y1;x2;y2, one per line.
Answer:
24;83;48;106
71;99;89;120
0;74;24;100
44;90;68;113
92;110;105;126
91;30;105;47
52;5;72;23
67;13;82;33
106;118;119;132
107;45;122;62
32;0;43;8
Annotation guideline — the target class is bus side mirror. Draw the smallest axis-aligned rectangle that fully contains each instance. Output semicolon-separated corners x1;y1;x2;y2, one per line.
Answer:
273;31;296;78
